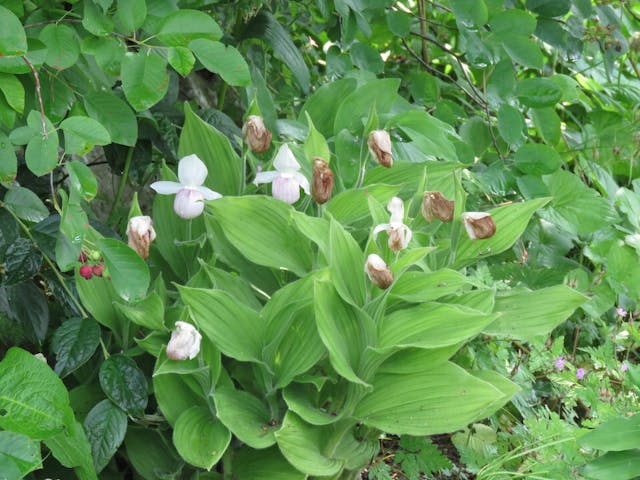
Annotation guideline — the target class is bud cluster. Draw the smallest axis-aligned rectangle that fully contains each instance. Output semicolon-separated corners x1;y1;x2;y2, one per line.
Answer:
77;249;106;280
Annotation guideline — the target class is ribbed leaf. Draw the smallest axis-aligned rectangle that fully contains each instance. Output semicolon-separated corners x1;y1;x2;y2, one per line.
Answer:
173;406;230;470
83;400;127;472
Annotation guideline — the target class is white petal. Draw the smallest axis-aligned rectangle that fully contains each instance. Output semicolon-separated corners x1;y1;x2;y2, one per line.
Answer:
178;154;208;187
272;175;301;204
174;188;205;219
254;170;281;185
150;181;183;195
273;144;301;172
196;185;223;200
387;197;405;224
373;223;390;239
402;224;412;248
293;171;310;194
366;253;387;271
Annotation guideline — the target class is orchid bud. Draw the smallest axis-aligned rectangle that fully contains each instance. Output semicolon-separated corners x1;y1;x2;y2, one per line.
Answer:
462;212;496;240
126;216;157;259
166;321;202;361
79;265;93;280
365;254;394;289
368;130;393;168
242;115;272;153
311;157;334;204
421;191;454;223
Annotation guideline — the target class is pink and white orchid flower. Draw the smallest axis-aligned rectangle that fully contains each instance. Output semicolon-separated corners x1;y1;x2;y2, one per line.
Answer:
254;144;310;204
150;154;222;219
373;197;412;251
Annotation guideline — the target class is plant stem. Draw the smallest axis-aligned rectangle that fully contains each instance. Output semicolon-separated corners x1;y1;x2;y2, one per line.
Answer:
107;147;134;226
418;0;429;64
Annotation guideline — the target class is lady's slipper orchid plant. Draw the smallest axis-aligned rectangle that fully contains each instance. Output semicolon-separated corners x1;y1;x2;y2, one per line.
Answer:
373;196;412;251
166;321;202;360
150;154;222;219
254;144;310;204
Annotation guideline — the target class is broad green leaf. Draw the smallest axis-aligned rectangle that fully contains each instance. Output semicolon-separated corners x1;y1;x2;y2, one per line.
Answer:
243;11;310;93
45;419;97;480
99;355;148;415
388;109;459;162
275;412;344;476
490;10;537;37
531;107;561;145
516;78;562;108
484;285;586;340
0;6;27;55
334;79;401;134
66;160;99;201
153;366;206;426
299;78;357;137
497;104;525;147
514;143;562;175
450;0;488;28
469;370;521;420
179;286;265;363
214;387;276;449
121;51;169;111
25;129;59;176
379;303;498;350
179;103;242;195
350;42;384;74
208;196;312;276
0;457;23;479
526;0;571;17
454;197;551;268
377;347;460;374
326;184;399;229
114;291;165;331
386;10;410;37
40;24;79;70
390;270;471;303
0;132;17;181
583;451;640;480
115;0;146;34
168;46;195;76
75;269;123;332
83;399;127;472
355;362;508;435
84;92;138;146
3;237;42;286
189;39;251;87
173;406;231;470
157;9;223;46
503;36;543;69
0;73;24;113
0;431;41;476
125;427;182;480
232;446;306;480
579;415;640;451
0;347;73;438
304;113;330;162
97;237;150;302
283;382;345;426
329;217;366;306
3;186;48;222
607;245;640;298
314;279;374;386
82;0;113;36
61;116;111;154
0;38;47;74
4;281;49;344
52;317;101;378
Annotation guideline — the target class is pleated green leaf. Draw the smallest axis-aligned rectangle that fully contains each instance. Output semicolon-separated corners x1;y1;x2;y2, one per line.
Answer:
173;406;230;470
329;216;366;306
232;446;306;480
390;270;470;303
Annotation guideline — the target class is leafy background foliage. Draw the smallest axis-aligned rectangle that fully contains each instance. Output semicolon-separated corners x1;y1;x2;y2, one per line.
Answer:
0;0;639;479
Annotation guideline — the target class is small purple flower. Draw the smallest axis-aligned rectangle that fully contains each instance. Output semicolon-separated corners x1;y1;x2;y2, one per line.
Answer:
576;368;586;380
554;356;567;371
616;307;628;318
621;362;629;372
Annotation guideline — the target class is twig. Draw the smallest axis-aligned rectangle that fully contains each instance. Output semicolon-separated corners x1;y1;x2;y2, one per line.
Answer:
417;0;429;64
22;56;47;139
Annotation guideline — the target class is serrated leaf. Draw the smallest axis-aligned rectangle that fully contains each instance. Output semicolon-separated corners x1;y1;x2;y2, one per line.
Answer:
52;317;101;378
83;399;127;472
99;355;148;415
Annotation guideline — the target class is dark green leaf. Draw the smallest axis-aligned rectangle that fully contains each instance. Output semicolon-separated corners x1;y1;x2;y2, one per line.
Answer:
450;0;488;28
5;282;49;344
189;39;250;87
99;355;148;415
52;317;101;378
526;0;571;17
0;132;17;181
3;237;42;285
45;418;97;480
3;186;49;222
83;399;127;472
0;73;25;113
125;427;182;480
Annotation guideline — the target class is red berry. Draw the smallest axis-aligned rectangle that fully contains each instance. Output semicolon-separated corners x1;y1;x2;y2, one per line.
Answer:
78;252;87;263
79;265;93;280
92;265;104;277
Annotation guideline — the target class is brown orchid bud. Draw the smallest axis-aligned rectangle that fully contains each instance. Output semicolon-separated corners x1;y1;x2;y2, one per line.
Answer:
127;216;157;259
462;212;496;240
421;191;454;223
242;115;272;153
367;130;393;168
365;254;394;289
311;157;334;204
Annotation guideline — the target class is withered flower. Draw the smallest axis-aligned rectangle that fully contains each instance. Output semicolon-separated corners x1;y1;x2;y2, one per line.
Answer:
127;216;157;259
462;212;496;240
242;115;272;153
421;191;454;223
311;157;334;204
365;254;394;289
367;130;393;168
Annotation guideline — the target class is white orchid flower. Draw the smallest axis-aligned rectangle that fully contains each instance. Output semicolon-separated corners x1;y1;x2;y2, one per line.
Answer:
253;144;310;204
166;321;202;360
373;197;412;251
150;154;222;219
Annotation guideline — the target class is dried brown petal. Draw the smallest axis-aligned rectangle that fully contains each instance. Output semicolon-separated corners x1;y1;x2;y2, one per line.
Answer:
311;157;334;204
421;191;454;222
367;130;393;168
365;254;394;289
462;212;496;240
242;115;272;153
127;216;157;259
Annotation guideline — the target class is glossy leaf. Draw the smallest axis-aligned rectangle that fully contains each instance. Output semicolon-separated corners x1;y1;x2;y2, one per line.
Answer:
97;237;150;302
0;431;41;476
83;399;127;472
99;355;148;415
52;317;101;378
3;186;49;223
173;406;231;470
